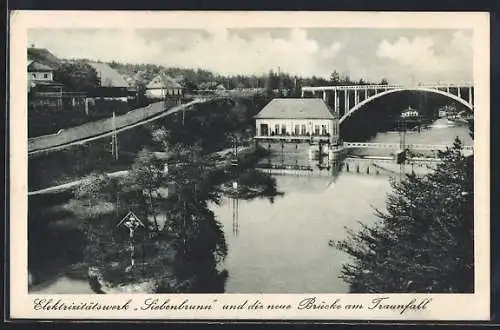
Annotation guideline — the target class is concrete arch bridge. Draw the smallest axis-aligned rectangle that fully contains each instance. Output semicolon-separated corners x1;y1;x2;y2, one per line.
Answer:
301;82;474;124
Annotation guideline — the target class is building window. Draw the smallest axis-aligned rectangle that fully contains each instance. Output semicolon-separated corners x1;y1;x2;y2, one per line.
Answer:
321;125;327;136
274;124;280;135
260;124;269;136
301;124;307;135
281;124;286;135
294;124;300;135
43;73;48;79
314;125;320;136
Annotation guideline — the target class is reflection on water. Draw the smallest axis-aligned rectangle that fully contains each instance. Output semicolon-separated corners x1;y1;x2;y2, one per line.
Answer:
215;173;391;293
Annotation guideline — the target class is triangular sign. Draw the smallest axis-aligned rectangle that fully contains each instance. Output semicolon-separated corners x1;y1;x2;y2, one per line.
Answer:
117;210;145;228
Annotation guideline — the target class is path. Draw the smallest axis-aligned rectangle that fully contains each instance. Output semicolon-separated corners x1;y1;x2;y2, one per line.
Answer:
28;146;251;196
28;97;224;156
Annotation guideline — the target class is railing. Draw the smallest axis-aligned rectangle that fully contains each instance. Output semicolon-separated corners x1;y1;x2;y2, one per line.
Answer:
254;134;331;140
343;142;473;151
31;91;87;98
301;82;474;92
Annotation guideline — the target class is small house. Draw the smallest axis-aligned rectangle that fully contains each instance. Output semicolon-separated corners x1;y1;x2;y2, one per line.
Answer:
146;73;183;100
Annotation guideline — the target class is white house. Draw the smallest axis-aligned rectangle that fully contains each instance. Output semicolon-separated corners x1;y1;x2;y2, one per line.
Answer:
146;73;183;99
254;98;340;144
401;105;419;118
28;60;55;84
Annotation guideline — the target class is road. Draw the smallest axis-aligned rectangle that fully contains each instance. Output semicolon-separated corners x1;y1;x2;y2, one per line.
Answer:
28;97;225;156
28;146;251;196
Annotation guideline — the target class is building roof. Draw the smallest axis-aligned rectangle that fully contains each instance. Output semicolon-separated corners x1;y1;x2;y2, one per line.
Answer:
146;73;183;89
27;47;60;67
87;62;129;88
31;80;65;87
254;98;336;120
28;61;54;72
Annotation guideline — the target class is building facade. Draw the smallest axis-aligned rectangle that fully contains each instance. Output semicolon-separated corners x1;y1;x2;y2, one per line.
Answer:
146;73;183;101
254;98;340;145
28;60;65;110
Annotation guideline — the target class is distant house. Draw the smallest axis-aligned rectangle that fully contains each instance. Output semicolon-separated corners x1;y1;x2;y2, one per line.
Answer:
215;84;226;91
86;61;133;101
401;106;419;118
28;60;65;109
146;73;183;100
198;81;224;91
254;98;340;144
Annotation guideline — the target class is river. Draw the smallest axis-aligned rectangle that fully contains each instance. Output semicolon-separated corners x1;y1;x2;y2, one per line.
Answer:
29;118;472;293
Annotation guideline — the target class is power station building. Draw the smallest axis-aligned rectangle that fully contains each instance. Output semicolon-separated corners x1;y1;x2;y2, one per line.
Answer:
253;98;340;145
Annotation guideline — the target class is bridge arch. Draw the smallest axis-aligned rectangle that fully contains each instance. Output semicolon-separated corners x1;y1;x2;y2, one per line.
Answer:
339;87;474;125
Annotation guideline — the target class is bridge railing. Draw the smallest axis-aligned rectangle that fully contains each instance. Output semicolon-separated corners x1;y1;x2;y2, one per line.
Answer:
301;82;474;92
343;142;473;151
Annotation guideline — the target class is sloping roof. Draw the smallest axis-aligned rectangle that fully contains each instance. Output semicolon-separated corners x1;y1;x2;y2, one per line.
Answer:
254;98;336;120
199;81;221;90
27;47;60;67
146;73;182;89
28;61;54;72
87;62;129;88
31;80;65;87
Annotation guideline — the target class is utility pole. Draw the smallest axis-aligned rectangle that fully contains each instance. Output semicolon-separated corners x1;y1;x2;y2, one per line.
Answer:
111;111;119;160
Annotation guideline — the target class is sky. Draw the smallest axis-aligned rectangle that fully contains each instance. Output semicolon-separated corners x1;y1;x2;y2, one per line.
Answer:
28;28;473;85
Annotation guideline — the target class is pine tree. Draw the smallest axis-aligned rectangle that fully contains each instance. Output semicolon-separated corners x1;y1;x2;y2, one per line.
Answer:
335;138;474;293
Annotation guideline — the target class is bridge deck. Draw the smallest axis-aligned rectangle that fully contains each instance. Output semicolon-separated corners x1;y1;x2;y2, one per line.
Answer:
301;82;473;91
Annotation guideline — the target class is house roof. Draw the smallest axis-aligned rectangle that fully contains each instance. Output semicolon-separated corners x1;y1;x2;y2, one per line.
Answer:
27;47;60;67
87;62;129;88
254;98;336;120
199;81;222;90
28;61;54;72
146;73;183;89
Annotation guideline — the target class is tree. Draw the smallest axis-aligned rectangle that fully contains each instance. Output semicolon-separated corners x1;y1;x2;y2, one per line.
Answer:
54;61;99;91
335;138;474;293
330;70;341;85
72;146;228;293
120;149;167;232
380;78;389;85
181;78;198;93
74;172;112;208
468;118;474;140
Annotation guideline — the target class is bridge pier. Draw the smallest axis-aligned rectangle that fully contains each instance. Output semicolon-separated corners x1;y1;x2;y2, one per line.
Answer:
323;90;327;102
334;89;338;115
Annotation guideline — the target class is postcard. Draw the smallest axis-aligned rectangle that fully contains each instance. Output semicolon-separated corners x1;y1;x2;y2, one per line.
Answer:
9;10;490;320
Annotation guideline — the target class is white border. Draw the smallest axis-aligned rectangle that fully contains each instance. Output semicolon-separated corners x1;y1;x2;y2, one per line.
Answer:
9;11;490;320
